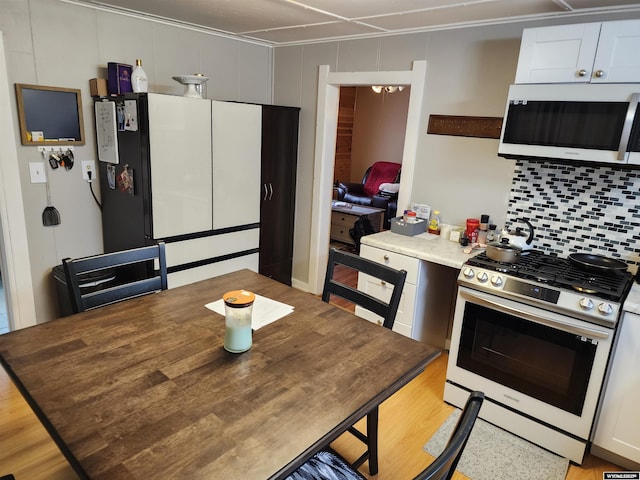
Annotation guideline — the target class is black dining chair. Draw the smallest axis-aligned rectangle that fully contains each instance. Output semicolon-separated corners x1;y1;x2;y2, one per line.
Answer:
322;247;407;475
286;391;484;480
62;242;167;314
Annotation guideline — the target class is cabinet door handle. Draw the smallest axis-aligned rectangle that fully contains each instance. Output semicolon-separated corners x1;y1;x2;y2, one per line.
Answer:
380;280;386;286
263;183;268;201
577;69;587;77
269;182;273;201
594;69;605;78
383;255;390;261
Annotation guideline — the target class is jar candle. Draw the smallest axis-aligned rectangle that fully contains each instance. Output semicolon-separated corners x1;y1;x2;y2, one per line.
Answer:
223;290;255;353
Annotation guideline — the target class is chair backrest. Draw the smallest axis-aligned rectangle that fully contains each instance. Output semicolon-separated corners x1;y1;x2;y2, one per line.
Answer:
414;391;484;480
62;242;167;314
322;248;406;329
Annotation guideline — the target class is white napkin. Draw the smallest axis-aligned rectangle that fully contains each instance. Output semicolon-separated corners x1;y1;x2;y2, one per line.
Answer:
205;294;294;330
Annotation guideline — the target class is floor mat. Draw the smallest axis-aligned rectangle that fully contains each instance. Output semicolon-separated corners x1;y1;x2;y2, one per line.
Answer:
424;409;570;480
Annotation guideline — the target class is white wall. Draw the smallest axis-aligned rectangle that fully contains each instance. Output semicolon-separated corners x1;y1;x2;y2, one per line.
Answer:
273;12;640;288
0;0;272;325
351;86;409;182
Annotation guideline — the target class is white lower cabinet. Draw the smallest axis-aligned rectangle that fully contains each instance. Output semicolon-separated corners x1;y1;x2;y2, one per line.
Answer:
356;244;457;347
592;311;640;470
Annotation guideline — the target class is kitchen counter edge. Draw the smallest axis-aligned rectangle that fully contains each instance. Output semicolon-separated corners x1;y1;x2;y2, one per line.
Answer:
360;230;475;270
623;282;640;314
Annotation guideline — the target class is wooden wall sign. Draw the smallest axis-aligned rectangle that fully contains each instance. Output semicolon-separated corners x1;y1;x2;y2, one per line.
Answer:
427;115;503;139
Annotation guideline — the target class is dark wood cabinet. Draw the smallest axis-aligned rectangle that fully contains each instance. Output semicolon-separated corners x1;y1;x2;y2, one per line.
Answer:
259;105;300;285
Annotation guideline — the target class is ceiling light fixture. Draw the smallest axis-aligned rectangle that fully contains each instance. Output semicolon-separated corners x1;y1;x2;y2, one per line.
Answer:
371;85;405;94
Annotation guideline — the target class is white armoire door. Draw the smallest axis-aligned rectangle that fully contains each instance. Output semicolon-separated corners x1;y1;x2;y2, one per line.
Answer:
148;94;213;238
211;101;262;229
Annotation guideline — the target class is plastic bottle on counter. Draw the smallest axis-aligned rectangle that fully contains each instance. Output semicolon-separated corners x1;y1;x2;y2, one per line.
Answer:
477;214;489;244
480;214;490;231
428;210;441;235
477;229;488;245
406;211;417;224
486;224;498;242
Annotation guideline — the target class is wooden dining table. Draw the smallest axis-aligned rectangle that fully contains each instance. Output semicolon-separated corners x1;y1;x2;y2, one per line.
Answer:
0;269;440;479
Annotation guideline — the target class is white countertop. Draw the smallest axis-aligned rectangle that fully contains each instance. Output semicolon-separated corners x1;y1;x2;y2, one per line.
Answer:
623;282;640;314
360;230;478;269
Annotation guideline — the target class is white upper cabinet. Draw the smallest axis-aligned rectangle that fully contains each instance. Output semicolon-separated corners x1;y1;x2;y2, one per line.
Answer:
148;94;213;238
515;20;640;84
594;21;640;83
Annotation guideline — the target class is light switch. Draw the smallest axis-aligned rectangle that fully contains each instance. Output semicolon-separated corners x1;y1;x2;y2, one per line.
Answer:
29;162;47;183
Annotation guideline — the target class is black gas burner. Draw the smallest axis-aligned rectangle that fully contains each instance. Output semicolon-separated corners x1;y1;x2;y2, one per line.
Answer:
467;250;633;302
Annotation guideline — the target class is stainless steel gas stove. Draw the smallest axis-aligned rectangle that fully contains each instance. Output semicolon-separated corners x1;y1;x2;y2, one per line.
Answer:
460;250;633;327
445;250;634;464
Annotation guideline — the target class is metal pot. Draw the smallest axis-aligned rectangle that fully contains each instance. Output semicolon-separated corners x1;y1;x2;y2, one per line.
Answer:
486;239;522;263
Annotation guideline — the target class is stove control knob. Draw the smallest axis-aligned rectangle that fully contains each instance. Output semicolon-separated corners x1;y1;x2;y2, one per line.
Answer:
579;298;594;311
462;267;475;279
598;303;614;316
477;272;489;283
490;275;503;287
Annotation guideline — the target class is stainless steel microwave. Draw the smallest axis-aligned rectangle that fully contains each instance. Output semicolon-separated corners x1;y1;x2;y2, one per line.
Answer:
498;84;640;165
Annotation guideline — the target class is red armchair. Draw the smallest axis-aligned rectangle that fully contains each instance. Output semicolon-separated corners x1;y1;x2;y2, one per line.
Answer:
336;161;401;228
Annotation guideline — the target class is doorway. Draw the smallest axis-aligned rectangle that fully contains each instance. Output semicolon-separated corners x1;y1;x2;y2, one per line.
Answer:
330;85;409;251
308;61;427;294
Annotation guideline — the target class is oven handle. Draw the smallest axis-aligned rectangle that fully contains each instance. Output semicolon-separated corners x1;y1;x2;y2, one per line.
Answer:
459;289;610;340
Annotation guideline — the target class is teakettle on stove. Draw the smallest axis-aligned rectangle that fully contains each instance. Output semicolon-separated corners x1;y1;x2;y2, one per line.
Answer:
500;218;534;251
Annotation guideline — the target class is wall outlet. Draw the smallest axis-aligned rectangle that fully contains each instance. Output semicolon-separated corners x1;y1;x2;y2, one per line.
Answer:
29;162;47;183
82;160;96;181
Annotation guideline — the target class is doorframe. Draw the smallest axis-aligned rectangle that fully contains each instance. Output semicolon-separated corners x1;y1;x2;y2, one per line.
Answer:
308;60;427;294
0;32;37;329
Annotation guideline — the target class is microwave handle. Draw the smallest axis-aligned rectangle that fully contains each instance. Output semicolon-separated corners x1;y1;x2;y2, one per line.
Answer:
618;93;640;161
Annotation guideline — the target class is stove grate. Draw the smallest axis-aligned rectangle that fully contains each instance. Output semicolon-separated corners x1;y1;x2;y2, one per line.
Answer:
467;251;633;302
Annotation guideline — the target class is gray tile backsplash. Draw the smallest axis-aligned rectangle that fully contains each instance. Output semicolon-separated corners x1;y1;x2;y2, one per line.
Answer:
506;160;640;271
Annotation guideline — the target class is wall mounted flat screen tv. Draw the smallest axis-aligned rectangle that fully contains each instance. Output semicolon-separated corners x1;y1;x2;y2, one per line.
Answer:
15;83;85;146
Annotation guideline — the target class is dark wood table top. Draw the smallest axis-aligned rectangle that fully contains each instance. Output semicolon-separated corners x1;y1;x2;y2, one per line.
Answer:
0;269;440;479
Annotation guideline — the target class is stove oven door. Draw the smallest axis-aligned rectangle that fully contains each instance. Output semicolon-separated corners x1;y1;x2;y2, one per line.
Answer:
446;286;614;440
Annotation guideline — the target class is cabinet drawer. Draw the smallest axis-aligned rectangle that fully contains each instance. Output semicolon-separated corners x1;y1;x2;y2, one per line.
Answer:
332;212;357;228
168;253;259;289
330;223;354;244
359;244;420;285
355;282;416;340
165;228;259;268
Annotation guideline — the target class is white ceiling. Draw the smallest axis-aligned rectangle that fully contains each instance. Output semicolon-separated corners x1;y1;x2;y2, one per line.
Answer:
73;0;640;45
